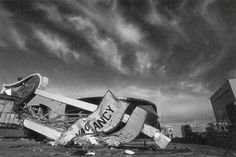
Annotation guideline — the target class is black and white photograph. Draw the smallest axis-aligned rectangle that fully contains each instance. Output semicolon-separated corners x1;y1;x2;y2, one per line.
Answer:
0;0;236;156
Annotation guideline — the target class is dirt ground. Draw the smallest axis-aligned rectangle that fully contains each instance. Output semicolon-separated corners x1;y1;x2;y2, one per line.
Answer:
0;137;236;157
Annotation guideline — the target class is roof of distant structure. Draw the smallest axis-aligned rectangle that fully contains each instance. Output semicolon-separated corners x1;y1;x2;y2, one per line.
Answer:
78;96;157;116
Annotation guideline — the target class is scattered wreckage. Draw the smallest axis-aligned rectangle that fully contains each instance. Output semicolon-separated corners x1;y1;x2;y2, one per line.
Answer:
0;73;171;148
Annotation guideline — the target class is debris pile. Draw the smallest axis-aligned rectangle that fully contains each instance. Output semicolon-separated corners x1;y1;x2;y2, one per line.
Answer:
0;73;171;149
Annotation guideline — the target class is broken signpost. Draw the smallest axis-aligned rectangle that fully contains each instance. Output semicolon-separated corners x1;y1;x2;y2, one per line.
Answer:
0;73;171;148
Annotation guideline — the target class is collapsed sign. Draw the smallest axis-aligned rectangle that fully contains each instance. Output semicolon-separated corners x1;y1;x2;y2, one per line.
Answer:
103;107;147;146
56;91;129;145
0;73;171;148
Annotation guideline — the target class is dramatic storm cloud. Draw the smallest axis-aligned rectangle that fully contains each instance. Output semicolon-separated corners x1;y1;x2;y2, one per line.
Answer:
0;0;236;124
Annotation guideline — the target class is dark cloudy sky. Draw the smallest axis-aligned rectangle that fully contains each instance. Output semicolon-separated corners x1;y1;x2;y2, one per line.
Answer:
0;0;236;124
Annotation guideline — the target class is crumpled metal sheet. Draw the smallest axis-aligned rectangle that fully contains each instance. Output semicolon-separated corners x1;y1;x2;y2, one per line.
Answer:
0;73;171;148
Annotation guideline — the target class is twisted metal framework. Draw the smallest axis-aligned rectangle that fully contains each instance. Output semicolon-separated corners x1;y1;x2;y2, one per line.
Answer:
0;73;171;148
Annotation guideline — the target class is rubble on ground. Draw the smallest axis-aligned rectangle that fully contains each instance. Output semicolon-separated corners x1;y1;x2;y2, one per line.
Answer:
0;73;171;149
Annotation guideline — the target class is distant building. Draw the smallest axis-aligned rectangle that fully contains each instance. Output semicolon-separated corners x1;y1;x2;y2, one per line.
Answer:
161;126;174;138
181;124;192;138
191;123;206;133
210;79;236;131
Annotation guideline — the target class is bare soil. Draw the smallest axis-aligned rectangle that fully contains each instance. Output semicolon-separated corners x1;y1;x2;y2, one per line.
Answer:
0;137;235;157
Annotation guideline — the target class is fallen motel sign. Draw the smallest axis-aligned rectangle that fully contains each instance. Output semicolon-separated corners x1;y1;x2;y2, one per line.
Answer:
0;73;171;148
